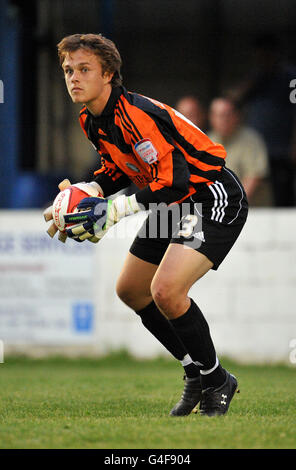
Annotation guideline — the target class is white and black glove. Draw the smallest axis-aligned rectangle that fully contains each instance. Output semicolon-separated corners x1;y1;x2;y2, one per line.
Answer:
64;194;141;242
43;179;104;243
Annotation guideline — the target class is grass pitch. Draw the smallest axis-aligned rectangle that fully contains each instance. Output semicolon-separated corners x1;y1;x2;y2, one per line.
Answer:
0;352;295;449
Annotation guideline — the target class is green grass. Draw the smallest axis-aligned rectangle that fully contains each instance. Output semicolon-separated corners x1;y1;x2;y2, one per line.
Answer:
0;352;295;449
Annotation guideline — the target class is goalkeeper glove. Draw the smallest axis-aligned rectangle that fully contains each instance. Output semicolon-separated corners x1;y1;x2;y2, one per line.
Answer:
43;179;104;243
64;194;141;242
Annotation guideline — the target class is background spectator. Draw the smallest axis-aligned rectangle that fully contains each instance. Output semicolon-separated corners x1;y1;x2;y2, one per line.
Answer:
208;97;271;206
175;95;208;132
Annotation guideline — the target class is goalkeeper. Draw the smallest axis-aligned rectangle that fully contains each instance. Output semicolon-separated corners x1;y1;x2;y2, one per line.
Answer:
45;33;248;417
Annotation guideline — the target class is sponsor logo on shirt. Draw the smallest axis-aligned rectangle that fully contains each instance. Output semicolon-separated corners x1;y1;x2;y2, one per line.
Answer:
135;138;158;165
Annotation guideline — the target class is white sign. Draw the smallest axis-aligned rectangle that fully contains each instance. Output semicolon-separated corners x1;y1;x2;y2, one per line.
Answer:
0;211;96;344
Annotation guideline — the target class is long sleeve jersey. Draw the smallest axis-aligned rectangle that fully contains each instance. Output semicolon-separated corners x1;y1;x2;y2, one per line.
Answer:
79;86;227;209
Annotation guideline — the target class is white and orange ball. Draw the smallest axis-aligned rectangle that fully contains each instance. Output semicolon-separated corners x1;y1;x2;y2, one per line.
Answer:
52;183;102;231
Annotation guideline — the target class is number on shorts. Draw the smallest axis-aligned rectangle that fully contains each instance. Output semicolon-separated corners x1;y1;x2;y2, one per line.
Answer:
178;214;198;238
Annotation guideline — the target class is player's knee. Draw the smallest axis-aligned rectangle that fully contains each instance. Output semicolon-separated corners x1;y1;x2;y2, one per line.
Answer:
151;279;184;317
116;281;135;307
116;279;149;310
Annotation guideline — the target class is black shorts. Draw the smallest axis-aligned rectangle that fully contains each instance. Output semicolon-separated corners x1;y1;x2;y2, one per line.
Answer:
129;167;248;270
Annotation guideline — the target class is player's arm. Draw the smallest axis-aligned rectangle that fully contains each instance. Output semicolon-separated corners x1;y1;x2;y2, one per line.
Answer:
92;152;131;197
79;106;130;196
65;103;192;242
65;143;190;242
131;111;191;208
65;154;189;244
65;112;191;242
134;146;191;209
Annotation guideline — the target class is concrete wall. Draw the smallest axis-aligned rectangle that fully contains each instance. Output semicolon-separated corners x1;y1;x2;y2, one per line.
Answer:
1;208;295;364
95;209;296;364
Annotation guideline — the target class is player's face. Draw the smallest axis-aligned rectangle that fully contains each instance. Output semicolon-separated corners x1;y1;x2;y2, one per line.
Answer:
62;48;113;114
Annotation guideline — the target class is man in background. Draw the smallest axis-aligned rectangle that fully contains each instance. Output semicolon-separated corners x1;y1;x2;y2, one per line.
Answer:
175;95;208;132
208;97;271;206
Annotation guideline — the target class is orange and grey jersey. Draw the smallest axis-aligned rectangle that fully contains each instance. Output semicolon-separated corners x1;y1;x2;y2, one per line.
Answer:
79;86;247;223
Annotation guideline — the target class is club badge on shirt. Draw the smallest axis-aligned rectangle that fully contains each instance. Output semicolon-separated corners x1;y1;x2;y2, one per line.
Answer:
134;138;158;165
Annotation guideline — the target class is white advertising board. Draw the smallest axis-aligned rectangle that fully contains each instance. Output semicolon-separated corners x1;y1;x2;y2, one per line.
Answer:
0;208;295;363
0;211;97;344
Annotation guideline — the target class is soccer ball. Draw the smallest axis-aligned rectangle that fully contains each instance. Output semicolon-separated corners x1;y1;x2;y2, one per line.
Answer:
52;183;101;231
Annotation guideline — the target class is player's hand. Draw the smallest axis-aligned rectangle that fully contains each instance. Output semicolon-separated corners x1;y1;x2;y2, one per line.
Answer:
64;194;141;242
43;178;71;243
43;179;104;243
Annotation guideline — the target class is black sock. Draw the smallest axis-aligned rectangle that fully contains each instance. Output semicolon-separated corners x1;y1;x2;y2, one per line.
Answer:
136;301;200;377
184;362;201;379
169;298;217;371
200;363;226;389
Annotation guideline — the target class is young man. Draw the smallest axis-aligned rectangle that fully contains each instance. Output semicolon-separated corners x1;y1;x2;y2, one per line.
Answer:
45;33;248;417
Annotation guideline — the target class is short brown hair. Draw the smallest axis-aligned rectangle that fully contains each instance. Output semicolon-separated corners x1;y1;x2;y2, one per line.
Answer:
57;33;122;87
